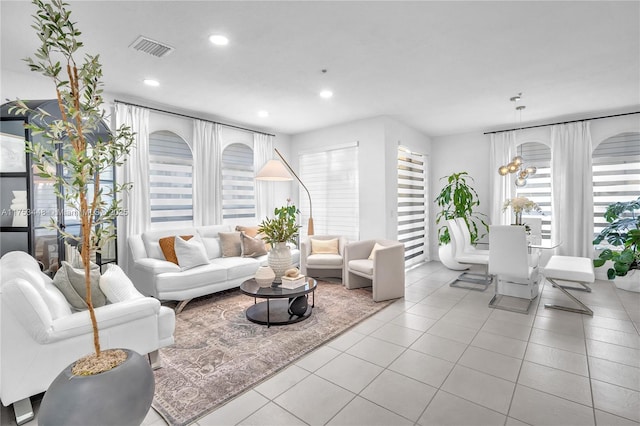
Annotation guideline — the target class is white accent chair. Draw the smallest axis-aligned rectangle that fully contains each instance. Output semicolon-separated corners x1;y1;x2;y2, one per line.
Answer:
344;239;405;302
447;219;491;290
0;251;176;425
300;235;346;279
488;225;541;313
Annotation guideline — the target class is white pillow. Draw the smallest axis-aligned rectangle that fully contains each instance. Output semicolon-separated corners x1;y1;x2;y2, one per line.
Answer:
368;243;386;260
99;264;144;303
175;235;209;270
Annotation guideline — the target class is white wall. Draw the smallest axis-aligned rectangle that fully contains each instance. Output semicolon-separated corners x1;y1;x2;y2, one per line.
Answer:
291;116;430;242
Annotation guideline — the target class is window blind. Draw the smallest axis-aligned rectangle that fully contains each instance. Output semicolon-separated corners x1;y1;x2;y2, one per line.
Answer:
515;142;551;240
397;147;428;265
149;131;193;227
222;143;255;221
298;144;359;241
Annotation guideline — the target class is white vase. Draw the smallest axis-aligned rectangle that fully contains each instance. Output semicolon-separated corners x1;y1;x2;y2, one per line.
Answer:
268;242;292;283
613;269;640;293
438;243;469;271
255;265;276;287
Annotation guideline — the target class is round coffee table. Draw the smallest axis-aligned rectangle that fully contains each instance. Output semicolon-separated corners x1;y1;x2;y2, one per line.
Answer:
239;278;317;327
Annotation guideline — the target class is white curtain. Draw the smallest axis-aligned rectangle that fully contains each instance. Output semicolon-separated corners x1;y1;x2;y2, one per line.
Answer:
489;131;517;225
115;103;150;275
193;120;222;225
551;122;594;257
254;133;274;221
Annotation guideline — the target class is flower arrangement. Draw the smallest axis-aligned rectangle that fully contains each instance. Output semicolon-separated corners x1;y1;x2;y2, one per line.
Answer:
502;197;541;214
257;201;301;246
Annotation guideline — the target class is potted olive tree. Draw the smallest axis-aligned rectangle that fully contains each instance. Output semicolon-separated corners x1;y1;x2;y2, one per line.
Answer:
10;1;153;424
258;203;301;282
593;197;640;292
434;172;488;270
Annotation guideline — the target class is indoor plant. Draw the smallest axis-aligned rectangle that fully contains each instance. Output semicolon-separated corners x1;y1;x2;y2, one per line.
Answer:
258;202;301;282
593;197;640;291
434;172;488;269
9;1;153;424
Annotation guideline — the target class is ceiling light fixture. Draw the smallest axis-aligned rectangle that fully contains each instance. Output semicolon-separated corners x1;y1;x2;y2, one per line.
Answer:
498;93;537;187
209;35;229;46
143;79;159;87
319;90;333;99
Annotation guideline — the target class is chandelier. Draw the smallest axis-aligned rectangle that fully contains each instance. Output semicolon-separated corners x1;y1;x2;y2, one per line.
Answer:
497;94;537;187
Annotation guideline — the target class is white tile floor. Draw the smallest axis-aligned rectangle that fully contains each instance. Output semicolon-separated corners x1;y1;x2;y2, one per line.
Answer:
5;261;640;426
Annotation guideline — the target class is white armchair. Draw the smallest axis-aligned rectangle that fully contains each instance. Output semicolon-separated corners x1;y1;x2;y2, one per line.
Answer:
488;225;541;313
0;251;176;425
344;240;405;302
300;235;346;279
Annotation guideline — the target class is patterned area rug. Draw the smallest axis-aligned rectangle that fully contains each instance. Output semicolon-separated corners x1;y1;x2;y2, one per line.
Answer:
152;280;393;426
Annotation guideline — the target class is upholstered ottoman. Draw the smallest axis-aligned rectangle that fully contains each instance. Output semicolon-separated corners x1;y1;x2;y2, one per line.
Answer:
542;255;595;316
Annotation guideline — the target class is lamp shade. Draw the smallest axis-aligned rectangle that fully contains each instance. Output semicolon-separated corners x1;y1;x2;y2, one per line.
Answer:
256;159;293;181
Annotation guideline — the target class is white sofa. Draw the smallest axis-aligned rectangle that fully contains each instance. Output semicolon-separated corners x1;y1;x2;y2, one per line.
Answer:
128;225;300;311
0;251;175;425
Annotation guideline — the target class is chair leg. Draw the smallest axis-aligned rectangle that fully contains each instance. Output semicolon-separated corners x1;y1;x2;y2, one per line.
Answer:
148;349;162;370
175;298;192;314
544;277;593;316
449;264;492;291
13;398;34;425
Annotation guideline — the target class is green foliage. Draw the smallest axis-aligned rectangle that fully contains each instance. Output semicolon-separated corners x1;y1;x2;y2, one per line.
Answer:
434;172;488;245
593;197;640;278
257;204;301;246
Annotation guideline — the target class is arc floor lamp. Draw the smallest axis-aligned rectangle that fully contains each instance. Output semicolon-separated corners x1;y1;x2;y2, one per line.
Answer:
256;148;314;236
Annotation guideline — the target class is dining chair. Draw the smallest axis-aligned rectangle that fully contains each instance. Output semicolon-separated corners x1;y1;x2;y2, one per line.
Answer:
488;225;541;313
446;219;491;291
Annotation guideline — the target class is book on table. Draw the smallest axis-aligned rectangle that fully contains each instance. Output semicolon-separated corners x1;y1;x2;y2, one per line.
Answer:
280;275;306;289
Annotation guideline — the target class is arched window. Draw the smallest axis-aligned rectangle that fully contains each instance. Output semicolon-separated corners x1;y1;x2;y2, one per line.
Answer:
221;143;255;221
592;132;640;241
148;131;193;228
515;141;551;240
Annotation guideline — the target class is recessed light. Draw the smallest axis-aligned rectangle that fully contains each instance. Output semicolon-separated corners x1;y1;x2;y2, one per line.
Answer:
319;90;333;99
209;35;229;46
143;79;159;87
257;110;269;118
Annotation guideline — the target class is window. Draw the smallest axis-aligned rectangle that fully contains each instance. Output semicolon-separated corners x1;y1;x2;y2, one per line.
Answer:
515;142;551;240
592;132;640;241
298;143;359;241
149;131;193;227
221;143;255;221
397;147;428;266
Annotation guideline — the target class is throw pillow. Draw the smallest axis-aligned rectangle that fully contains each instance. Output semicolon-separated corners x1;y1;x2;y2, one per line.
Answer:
159;235;193;264
174;235;209;270
53;261;106;310
311;238;339;255
236;225;271;250
219;231;242;257
240;231;268;257
368;242;386;260
99;264;144;303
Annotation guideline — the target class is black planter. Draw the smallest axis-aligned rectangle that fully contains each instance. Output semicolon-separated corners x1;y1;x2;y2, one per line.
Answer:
38;349;155;426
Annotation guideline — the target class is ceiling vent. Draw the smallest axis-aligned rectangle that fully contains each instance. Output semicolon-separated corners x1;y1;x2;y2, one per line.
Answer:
129;36;174;58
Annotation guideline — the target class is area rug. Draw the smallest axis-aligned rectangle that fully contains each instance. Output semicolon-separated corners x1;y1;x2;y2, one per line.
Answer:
152;280;394;426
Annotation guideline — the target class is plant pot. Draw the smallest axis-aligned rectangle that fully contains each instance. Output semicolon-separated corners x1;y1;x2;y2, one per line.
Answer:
268;242;292;283
38;349;154;426
438;243;469;271
613;269;640;293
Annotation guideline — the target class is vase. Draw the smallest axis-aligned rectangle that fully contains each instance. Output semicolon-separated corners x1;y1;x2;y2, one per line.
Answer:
268;242;292;283
514;211;523;225
38;349;155;426
255;265;276;287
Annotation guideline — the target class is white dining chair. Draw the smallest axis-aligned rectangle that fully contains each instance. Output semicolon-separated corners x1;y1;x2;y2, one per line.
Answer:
446;219;491;291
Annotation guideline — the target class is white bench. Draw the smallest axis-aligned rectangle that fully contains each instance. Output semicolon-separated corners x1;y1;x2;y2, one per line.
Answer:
542;255;595;316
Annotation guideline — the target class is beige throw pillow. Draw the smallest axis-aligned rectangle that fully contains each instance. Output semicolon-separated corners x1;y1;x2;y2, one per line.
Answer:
219;231;242;257
53;261;106;310
311;238;339;255
368;242;386;260
240;232;268;257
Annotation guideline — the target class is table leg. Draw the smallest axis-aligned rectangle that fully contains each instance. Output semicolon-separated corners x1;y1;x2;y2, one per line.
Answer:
266;298;270;327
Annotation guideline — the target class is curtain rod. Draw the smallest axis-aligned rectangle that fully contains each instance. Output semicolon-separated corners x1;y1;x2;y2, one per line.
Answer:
113;99;276;137
484;111;640;135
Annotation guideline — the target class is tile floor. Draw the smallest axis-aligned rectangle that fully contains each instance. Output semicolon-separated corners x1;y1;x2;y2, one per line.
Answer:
5;261;639;426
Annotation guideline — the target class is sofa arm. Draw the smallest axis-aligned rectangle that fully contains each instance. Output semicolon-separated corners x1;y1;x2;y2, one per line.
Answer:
129;258;180;297
3;278;54;344
48;297;161;344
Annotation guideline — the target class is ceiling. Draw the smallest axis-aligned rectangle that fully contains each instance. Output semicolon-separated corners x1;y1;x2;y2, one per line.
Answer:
1;1;639;137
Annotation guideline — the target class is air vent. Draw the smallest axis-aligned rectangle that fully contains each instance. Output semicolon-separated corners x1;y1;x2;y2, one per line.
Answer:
129;36;174;58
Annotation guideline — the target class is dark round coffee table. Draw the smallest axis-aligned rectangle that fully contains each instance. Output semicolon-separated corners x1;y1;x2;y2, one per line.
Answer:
239;278;317;327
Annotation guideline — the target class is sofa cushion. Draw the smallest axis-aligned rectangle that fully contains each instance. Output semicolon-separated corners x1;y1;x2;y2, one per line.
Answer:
240;232;268;258
142;228;197;260
219;231;242;257
311;238;339;254
210;257;260;280
349;259;374;276
159;235;193;264
175;236;209;270
99;264;145;303
307;253;343;267
53;261;107;310
155;263;228;293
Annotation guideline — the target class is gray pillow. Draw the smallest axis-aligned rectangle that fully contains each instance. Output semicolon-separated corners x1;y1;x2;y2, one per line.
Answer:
219;231;242;257
53;261;106;310
240;232;268;257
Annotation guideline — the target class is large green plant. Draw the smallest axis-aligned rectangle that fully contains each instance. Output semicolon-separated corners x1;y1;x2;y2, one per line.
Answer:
10;0;134;368
434;172;488;245
258;203;301;246
593;196;640;279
